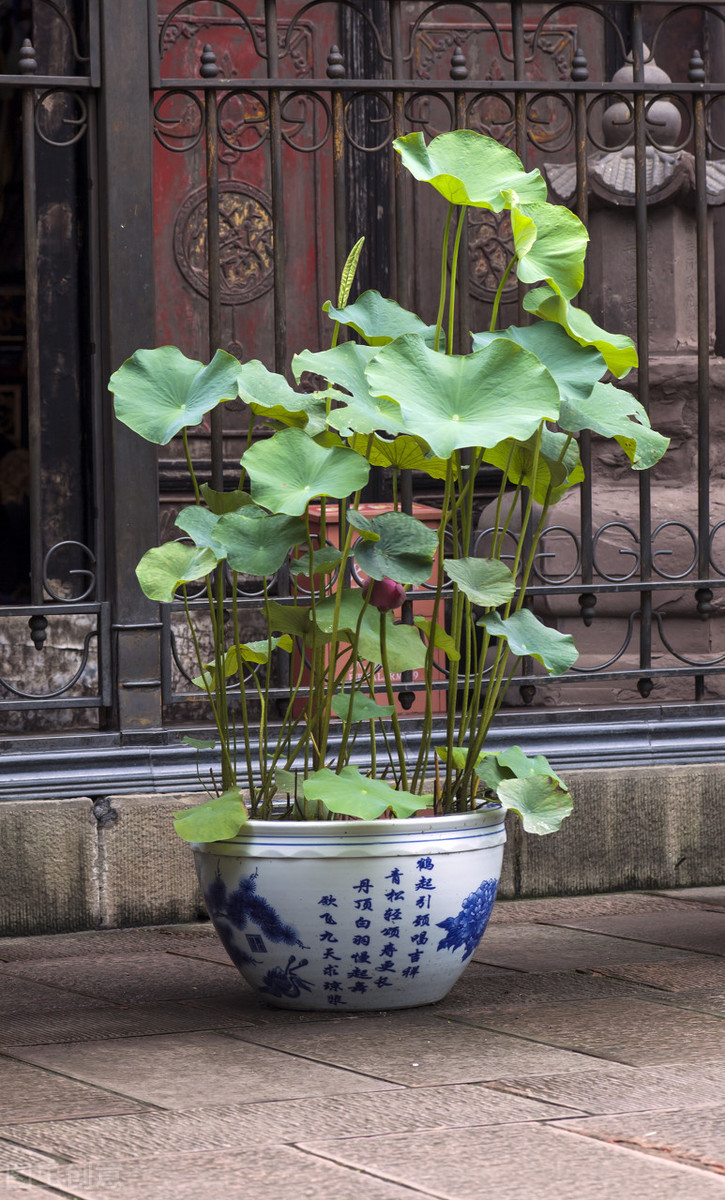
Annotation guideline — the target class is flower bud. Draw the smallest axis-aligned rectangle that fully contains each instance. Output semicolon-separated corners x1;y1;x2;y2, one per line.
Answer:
365;577;406;612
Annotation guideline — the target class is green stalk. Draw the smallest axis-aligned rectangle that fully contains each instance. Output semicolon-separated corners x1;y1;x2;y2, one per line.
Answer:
411;463;455;792
491;443;517;558
378;612;409;791
182;429;201;505
447;205;467;355
336;590;374;770
231;570;256;809
434;203;455;353
489;254;517;333
214;565;231;790
182;586;234;792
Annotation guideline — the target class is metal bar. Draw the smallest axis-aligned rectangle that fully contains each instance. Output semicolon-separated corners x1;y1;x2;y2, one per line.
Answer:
98;0;161;731
151;77;725;97
631;7;653;690
511;0;527;167
20;47;42;606
390;0;408;310
454;89;469;355
202;44;223;490
147;0;160;90
265;0;287;374
331;78;347;300
574;63;593;607
693;76;711;574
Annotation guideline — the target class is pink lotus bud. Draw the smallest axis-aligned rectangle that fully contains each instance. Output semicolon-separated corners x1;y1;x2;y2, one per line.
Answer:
365;577;406;612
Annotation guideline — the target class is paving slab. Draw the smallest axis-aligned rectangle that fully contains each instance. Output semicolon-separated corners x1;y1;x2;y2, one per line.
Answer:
0;1000;255;1048
0;952;244;1005
558;1105;725;1175
300;1122;725;1199
489;892;695;926
4;1145;433;1200
0;928;185;962
0;1142;84;1200
0;1084;580;1161
0;1057;147;1124
456;995;725;1065
232;1012;602;1086
433;965;655;1014
655;888;725;909
473;923;712;972
0;974;102;1016
488;1060;725;1115
592;957;725;991
548;909;725;956
0;1177;63;1200
4;1031;400;1109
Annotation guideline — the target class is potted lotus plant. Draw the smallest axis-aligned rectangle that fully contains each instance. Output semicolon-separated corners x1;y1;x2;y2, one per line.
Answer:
111;129;668;1010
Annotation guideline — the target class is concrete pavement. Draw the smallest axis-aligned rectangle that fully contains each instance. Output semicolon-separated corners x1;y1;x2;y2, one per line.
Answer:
1;887;725;1198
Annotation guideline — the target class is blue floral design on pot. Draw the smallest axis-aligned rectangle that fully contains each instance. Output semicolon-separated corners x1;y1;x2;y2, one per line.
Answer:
204;866;305;969
435;877;499;961
260;955;314;999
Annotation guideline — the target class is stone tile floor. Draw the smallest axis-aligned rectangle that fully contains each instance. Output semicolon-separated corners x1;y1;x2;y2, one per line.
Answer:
1;887;725;1198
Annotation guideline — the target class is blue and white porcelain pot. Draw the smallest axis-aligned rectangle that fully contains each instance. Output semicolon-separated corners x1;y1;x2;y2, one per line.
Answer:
193;807;505;1011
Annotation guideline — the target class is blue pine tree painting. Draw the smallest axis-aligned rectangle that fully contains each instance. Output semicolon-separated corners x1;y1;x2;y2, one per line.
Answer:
204;866;305;971
436;877;499;961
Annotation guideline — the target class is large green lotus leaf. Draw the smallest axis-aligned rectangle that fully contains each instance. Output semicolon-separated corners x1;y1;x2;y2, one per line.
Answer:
330;691;394;722
366;334;559;458
482;427;583;505
200;484;254;515
523;286;638;378
237;358;328;436
289;547;344;578
222;636;293;673
314;591;427;672
495;774;572;835
191;635;293;689
242;428;370;515
413;616;460;661
303;766;429;820
444;557;516;607
512;203;588;300
175;506;224;554
346;510;380;543
394;130;547;211
350;510;438;584
294;343;406;438
473;321;607;403
497;745;566;786
181;734;216;751
214;507;308;576
559;381;669;470
265;598;313;639
323;290;439;347
348;433;448;480
136;542;218;603
111;346;240;445
173;788;248;843
478;608;578;675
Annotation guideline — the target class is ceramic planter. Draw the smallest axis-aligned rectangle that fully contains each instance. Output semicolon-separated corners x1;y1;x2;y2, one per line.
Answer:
193;807;505;1011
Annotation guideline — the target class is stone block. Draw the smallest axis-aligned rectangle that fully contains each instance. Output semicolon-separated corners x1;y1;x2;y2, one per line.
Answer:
98;795;206;928
514;763;725;898
300;1122;725;1200
235;1012;595;1085
0;798;97;936
8;1030;398;1109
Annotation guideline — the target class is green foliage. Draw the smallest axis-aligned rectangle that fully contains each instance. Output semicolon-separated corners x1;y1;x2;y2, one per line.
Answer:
111;346;240;445
109;127;669;844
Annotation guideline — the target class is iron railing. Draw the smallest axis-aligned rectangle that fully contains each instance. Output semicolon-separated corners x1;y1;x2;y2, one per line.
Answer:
3;1;725;791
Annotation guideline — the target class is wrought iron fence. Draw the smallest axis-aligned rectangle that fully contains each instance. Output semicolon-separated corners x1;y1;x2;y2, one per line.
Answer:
4;1;725;785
